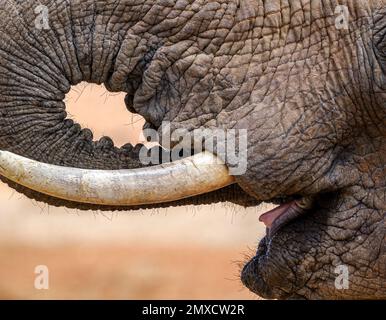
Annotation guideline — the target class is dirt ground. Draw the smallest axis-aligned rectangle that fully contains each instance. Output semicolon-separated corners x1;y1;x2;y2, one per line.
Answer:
0;84;269;299
0;244;259;299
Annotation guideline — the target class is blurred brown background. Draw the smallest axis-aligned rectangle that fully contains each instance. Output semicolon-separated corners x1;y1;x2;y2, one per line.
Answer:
0;84;268;299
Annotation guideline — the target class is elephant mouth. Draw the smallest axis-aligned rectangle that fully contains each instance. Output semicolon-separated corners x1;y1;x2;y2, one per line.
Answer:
242;195;317;299
259;196;315;238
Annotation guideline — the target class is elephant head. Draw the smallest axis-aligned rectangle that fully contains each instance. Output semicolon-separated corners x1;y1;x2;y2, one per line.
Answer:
0;0;385;299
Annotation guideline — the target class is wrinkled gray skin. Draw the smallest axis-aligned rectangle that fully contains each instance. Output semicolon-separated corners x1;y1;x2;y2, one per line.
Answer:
0;0;385;299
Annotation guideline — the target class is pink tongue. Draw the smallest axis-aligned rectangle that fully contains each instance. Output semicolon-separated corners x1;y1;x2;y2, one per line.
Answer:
259;202;294;228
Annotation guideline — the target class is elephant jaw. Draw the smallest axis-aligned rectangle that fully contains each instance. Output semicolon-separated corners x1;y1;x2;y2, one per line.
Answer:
0;150;234;206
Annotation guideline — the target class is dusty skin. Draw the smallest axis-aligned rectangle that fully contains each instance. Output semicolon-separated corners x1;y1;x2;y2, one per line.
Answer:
0;0;385;299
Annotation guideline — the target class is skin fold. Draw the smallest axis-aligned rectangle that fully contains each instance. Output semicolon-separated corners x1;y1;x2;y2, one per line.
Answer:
0;0;385;299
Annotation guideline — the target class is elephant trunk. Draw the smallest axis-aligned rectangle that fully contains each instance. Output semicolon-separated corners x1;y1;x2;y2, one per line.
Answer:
0;0;150;171
0;1;244;208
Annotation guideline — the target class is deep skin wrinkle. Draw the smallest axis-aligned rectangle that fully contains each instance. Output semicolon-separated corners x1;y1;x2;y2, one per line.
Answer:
0;0;385;299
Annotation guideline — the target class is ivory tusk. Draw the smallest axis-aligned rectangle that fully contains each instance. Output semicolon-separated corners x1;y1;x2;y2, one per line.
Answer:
0;150;235;206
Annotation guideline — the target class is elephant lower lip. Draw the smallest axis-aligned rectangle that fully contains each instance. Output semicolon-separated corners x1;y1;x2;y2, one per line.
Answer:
259;197;314;237
241;256;273;298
